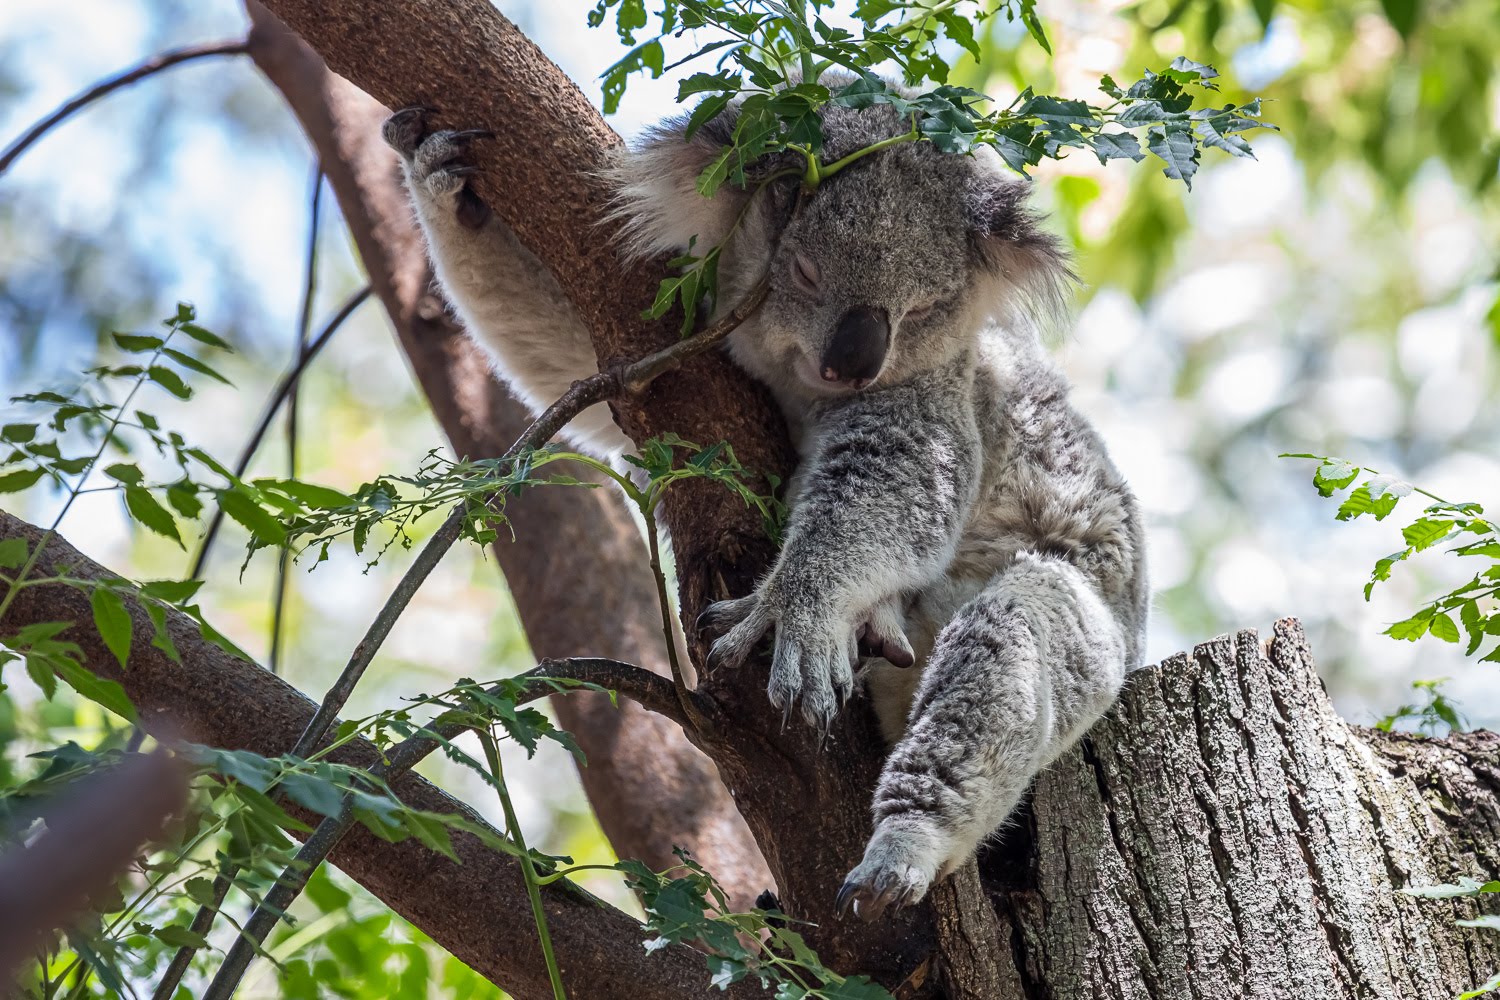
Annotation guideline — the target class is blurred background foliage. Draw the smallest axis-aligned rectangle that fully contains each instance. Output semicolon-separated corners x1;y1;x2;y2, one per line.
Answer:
0;0;1496;994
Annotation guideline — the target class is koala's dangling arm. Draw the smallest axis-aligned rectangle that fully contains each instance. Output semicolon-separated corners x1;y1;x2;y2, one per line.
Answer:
702;361;982;729
382;111;633;459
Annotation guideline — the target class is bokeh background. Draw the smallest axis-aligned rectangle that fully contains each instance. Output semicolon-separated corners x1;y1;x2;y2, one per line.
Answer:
1;0;1496;994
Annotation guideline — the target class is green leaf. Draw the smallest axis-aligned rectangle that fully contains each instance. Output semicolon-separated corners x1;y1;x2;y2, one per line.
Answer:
1378;0;1418;37
124;486;183;547
104;462;144;485
0;537;28;569
218;487;287;545
1385;609;1433;641
1428;612;1460;643
90;587;133;669
1089;132;1144;163
1401;518;1453;550
54;659;137;721
179;323;232;350
139;579;205;603
146;603;181;663
113;333;165;353
252;478;354;510
163;348;232;385
152;925;211;950
0;467;45;493
1146;122;1200;188
1;423;37;443
1336;485;1400;522
146;366;192;399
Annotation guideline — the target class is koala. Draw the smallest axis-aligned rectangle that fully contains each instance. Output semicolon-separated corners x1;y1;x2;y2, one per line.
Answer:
383;84;1148;921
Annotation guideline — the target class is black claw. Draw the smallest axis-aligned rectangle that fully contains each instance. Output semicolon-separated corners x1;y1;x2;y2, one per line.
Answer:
445;163;480;177
835;881;858;917
695;607;717;634
392;105;435;119
448;128;495;142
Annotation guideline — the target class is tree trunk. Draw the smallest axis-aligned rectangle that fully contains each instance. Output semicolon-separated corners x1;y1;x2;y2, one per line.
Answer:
7;2;1498;996
986;620;1500;999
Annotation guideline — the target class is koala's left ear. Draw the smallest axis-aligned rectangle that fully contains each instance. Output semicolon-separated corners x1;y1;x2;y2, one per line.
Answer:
967;172;1074;332
605;108;752;263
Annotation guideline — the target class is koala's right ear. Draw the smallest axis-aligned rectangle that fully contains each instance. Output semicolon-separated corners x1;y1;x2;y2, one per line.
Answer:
605;111;751;263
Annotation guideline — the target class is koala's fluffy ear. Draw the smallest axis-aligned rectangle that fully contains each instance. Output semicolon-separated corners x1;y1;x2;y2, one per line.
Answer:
968;169;1074;334
606;111;749;264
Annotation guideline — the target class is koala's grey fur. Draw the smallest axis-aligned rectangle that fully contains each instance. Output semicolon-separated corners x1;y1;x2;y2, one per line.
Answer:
383;84;1148;921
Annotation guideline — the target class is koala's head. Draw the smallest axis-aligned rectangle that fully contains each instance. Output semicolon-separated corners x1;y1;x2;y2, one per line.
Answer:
611;84;1070;404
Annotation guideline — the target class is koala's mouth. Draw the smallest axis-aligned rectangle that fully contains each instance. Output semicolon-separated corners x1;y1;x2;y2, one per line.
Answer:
797;354;881;396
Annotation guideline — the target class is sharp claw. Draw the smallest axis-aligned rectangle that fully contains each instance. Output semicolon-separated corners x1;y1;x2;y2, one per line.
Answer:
392;105;435;118
445;164;479;177
835;881;858;917
448;128;495;141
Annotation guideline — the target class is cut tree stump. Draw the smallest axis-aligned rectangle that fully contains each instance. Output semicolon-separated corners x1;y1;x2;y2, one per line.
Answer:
980;619;1500;1000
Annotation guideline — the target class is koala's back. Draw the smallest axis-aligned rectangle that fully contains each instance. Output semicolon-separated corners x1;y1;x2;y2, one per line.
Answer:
868;330;1147;736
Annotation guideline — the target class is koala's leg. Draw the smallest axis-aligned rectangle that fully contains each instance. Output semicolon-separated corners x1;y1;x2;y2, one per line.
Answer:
837;552;1127;920
382;110;631;459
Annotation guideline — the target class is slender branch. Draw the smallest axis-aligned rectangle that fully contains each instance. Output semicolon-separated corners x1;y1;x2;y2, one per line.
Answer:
618;277;770;394
270;164;324;674
0;41;250;176
189;285;371;578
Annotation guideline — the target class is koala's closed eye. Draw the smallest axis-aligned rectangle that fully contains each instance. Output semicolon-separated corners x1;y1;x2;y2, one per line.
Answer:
792;255;822;298
902;299;942;325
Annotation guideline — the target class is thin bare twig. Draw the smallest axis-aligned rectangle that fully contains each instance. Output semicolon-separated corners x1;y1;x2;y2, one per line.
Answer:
270;165;325;675
189;284;371;578
0;40;250;176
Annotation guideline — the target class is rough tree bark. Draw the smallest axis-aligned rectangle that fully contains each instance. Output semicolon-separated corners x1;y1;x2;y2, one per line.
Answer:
5;2;1498;997
241;0;771;905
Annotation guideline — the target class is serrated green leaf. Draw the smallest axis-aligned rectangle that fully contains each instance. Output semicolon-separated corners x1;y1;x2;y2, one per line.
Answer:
113;333;165;353
218;487;286;545
0;467;45;493
0;537;27;569
90;587;133;669
1146;122;1200;188
54;659;137;721
146;366;192;400
1428;612;1460;643
179;323;232;350
104;462;144;485
163;348;232;385
124;486;183;547
139;579;204;603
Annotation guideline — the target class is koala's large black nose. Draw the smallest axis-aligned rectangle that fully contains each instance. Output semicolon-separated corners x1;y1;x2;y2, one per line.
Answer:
820;306;890;390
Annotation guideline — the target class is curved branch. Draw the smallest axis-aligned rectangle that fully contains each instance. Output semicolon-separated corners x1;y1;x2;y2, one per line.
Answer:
0;510;759;1000
0;41;250;176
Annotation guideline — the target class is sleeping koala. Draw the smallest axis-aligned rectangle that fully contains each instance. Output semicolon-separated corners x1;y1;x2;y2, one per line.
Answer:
383;85;1148;920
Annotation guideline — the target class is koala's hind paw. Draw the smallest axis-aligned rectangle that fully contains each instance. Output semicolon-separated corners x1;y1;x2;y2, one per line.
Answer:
836;825;943;921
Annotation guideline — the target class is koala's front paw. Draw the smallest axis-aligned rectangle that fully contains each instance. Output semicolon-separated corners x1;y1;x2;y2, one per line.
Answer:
381;108;494;228
699;590;857;732
836;824;944;922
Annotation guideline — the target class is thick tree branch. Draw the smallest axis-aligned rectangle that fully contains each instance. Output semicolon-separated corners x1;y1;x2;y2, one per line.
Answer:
244;2;772;904
0;511;760;1000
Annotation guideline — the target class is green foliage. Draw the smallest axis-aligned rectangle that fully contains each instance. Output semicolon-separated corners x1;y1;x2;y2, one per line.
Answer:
1284;455;1499;664
620;849;895;998
1375;678;1466;736
586;0;1273;331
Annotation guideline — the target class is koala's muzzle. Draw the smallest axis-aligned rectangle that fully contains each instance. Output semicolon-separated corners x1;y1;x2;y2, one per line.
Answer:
820;306;890;390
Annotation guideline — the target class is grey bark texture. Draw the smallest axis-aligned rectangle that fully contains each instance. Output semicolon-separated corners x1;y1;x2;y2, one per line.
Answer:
989;619;1500;999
